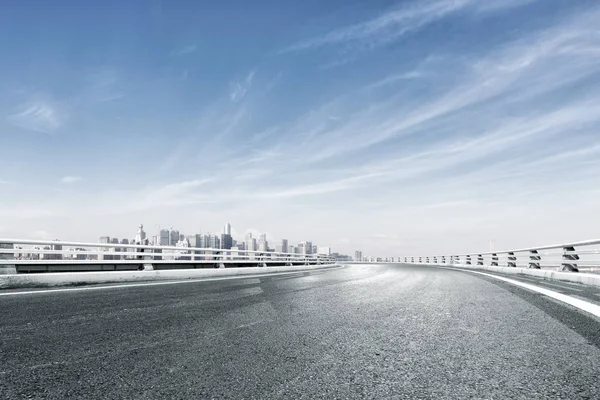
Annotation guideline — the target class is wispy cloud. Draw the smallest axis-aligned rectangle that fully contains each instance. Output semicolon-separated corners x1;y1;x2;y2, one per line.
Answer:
7;97;66;134
60;176;82;184
366;70;423;89
229;70;256;102
171;44;197;56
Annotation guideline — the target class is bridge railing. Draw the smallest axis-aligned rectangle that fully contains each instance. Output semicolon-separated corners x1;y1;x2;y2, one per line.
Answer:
0;238;336;273
400;238;600;273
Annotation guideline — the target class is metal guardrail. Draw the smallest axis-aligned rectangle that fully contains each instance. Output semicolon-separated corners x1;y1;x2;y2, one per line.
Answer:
398;239;600;273
0;238;336;273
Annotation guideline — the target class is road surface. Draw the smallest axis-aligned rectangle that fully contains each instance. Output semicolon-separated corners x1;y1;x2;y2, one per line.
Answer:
2;264;600;399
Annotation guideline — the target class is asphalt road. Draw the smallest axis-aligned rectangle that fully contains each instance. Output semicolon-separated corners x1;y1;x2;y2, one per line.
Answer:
2;264;600;399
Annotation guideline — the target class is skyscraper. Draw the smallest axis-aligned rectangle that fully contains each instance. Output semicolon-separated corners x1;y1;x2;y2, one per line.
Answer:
281;239;288;253
134;225;146;244
258;233;268;252
159;229;170;246
169;229;179;246
245;233;255;251
221;223;233;249
354;251;363;261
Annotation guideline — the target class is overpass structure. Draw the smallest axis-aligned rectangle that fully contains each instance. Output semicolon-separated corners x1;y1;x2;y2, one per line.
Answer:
0;237;335;274
2;237;600;398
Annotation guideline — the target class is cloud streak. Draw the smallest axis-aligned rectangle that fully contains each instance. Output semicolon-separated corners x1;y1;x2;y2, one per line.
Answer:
7;97;66;134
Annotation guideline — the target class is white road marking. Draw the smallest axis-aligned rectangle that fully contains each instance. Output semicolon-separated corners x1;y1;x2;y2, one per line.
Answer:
443;268;600;319
0;266;345;297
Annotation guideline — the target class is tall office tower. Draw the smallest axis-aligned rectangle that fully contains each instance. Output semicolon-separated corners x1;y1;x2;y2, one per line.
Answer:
280;239;288;253
288;245;296;255
134;224;146;244
305;241;313;254
258;233;268;252
231;239;237;248
312;245;317;254
186;234;202;248
245;233;254;251
354;251;363;261
169;229;180;246
159;229;170;245
221;223;233;250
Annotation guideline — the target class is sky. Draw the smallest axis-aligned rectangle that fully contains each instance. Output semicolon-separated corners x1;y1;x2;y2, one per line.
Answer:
1;0;600;257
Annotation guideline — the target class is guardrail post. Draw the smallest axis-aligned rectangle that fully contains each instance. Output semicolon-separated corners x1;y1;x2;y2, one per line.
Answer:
466;255;471;265
426;257;430;264
411;257;415;263
507;252;517;268
477;254;483;265
441;256;446;264
454;255;460;265
561;246;579;272
418;257;422;263
529;250;541;269
0;242;17;274
491;253;498;266
404;257;408;263
433;256;437;264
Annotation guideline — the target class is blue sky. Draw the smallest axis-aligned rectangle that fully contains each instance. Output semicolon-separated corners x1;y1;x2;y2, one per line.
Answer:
1;0;600;256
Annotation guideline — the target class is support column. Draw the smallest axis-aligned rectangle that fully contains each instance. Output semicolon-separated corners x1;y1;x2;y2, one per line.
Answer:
507;252;517;267
561;246;579;272
529;250;541;269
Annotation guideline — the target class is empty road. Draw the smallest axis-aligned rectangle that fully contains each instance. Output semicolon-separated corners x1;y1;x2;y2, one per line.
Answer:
2;264;600;399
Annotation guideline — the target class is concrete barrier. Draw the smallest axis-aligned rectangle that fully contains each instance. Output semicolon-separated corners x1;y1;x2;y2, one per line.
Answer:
0;264;342;290
424;263;600;288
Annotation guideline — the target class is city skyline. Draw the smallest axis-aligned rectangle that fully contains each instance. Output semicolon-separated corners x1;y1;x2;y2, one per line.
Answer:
1;0;600;256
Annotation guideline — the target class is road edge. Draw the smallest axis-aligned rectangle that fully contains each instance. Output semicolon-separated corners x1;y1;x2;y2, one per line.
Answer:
0;264;343;290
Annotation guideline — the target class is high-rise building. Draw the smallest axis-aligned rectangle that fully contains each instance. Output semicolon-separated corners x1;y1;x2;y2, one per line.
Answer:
159;229;170;246
312;245;318;254
245;233;255;251
258;233;268;252
208;234;220;249
298;241;312;255
169;229;180;246
318;247;331;255
134;224;147;244
221;223;233;250
354;251;363;262
280;239;288;253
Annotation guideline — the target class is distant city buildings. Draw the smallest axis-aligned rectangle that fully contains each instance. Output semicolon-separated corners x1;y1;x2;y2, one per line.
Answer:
15;222;335;263
318;246;331;255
